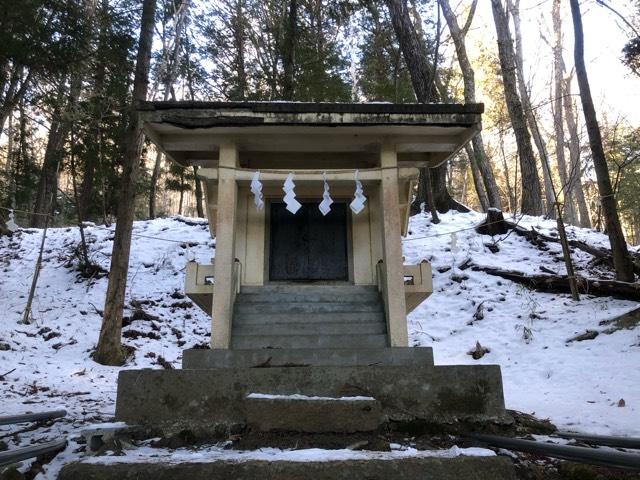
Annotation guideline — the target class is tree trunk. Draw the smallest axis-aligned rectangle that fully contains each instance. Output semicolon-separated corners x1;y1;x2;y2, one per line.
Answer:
79;0;109;222
282;0;297;100
440;0;502;210
562;75;591;228
465;144;489;211
387;0;462;214
508;0;555;218
490;0;543;216
386;0;436;102
0;66;32;140
431;162;469;213
193;166;204;217
94;0;157;366
569;0;634;282
149;150;163;219
551;0;576;224
31;101;65;227
149;0;190;218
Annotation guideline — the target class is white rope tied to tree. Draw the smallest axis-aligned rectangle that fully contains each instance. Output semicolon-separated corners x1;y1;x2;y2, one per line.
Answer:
250;171;264;211
349;169;366;214
283;172;302;214
318;171;333;216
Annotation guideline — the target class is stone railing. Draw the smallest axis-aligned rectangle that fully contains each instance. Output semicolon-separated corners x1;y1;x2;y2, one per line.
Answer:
185;261;215;315
403;261;433;313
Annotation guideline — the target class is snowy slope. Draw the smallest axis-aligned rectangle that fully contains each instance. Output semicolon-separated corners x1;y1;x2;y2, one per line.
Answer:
0;211;639;477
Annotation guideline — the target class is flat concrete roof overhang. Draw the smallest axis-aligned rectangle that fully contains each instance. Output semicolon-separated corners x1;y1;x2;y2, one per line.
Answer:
139;101;484;168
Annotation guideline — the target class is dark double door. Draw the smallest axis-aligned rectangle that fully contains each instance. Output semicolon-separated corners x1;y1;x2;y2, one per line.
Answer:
269;202;349;281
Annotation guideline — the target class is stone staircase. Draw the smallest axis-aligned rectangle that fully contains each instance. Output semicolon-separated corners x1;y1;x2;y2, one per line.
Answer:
231;285;388;349
57;286;517;480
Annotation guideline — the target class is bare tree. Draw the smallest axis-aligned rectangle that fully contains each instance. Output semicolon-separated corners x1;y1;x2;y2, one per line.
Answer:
507;0;555;217
491;0;543;215
550;0;577;224
440;0;502;211
562;74;591;227
149;0;191;219
569;0;634;282
94;0;158;365
387;0;466;214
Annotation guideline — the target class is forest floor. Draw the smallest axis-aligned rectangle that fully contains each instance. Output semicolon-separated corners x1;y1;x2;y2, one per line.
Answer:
0;211;639;478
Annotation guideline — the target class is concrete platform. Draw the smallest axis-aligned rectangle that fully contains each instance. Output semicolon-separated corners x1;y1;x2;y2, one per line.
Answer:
182;347;434;369
115;364;508;436
245;395;383;433
59;456;518;480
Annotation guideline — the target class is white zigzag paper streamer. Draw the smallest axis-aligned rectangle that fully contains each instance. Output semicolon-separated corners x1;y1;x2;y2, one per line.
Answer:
250;171;264;211
283;172;302;214
318;171;333;216
349;169;366;214
6;209;18;233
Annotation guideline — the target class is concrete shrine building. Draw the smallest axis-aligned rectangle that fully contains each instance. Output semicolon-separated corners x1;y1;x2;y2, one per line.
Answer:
84;102;513;480
140;101;483;351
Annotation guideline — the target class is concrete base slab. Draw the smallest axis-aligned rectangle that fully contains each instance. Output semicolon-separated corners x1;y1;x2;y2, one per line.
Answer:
59;456;517;480
115;364;508;436
245;396;383;433
182;347;434;369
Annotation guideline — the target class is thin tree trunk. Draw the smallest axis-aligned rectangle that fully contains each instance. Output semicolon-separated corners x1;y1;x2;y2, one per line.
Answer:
508;0;554;217
562;75;591;228
569;0;634;282
490;0;543;215
95;0;158;365
193;165;204;217
5;112;15;207
551;0;576;224
440;0;502;210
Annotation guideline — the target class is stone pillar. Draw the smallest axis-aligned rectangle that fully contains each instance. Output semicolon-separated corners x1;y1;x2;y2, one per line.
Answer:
211;143;239;349
380;144;409;347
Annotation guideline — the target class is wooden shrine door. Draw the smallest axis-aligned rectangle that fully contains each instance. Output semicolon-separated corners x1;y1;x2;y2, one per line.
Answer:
269;202;348;281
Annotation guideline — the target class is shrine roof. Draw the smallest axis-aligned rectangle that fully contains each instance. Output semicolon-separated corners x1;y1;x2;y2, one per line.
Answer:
138;101;484;168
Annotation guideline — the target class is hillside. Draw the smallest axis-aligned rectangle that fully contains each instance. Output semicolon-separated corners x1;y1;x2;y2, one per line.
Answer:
0;211;638;478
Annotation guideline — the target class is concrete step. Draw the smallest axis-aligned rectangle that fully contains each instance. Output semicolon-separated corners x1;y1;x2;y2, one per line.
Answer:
237;289;382;303
233;321;386;337
244;394;383;433
233;311;386;325
182;347;435;369
60;456;518;479
234;302;383;315
241;285;379;295
115;365;509;436
231;333;388;349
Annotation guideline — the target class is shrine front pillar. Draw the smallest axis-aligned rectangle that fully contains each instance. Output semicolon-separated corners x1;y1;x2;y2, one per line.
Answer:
211;143;239;349
379;144;409;347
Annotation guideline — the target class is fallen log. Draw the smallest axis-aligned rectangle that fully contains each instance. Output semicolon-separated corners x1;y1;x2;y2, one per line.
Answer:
470;264;640;301
504;221;640;276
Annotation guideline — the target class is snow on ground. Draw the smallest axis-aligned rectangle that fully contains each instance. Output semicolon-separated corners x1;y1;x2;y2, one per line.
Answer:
0;211;639;478
404;210;640;436
80;444;495;464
